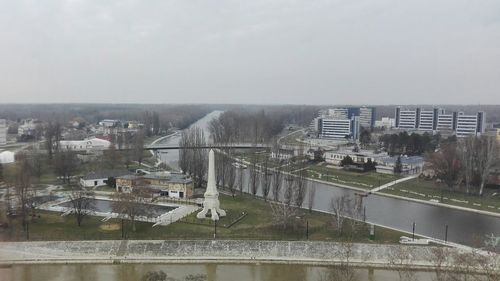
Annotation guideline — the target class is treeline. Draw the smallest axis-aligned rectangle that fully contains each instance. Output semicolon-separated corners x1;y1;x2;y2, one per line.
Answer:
0;104;215;131
209;106;319;143
379;132;445;156
427;136;498;195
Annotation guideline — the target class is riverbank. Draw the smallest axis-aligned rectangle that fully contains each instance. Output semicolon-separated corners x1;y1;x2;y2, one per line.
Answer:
234;155;500;218
0;240;497;273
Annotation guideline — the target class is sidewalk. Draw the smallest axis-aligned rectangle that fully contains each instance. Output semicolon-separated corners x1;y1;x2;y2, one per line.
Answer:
370;175;419;193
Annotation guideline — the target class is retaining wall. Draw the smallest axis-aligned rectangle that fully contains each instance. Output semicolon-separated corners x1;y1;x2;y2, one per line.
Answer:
1;240;490;268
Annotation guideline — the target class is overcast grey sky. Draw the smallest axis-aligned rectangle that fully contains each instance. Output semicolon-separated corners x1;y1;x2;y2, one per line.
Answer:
0;0;499;105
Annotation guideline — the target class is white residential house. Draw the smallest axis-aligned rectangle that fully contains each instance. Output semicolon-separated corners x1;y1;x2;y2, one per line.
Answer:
80;170;130;188
271;148;297;160
59;138;111;153
375;156;424;175
324;149;387;166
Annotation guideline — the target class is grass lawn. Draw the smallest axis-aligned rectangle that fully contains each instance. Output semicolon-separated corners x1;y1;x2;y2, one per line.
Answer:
1;194;406;243
304;164;400;190
279;130;306;146
381;178;500;213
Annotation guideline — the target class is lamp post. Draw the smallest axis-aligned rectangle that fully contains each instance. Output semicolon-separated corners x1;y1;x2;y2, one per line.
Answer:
306;220;309;240
444;225;448;243
214;220;217;239
412;222;416;241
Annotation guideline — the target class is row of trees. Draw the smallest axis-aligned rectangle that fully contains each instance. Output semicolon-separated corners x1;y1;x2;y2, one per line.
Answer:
179;127;208;189
427;136;498;195
379;132;443;156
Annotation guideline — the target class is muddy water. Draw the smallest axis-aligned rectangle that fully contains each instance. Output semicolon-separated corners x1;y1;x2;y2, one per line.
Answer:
0;263;437;281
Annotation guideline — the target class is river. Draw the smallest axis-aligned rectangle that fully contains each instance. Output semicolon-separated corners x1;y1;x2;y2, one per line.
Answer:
155;110;223;170
1;263;438;281
155;111;500;247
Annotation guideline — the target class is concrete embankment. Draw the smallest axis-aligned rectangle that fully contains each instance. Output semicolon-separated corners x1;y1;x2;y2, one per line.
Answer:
0;240;496;271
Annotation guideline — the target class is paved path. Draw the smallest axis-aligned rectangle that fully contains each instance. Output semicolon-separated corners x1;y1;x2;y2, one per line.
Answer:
370;175;419;193
153;205;199;226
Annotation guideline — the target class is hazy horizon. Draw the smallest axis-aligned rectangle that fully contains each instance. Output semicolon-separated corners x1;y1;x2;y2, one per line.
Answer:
1;1;500;104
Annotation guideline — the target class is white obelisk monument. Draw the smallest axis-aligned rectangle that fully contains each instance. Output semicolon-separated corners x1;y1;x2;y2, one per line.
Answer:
197;149;226;221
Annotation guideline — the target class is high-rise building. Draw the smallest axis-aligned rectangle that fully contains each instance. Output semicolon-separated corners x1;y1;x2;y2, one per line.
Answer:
328;108;348;119
358;107;375;129
455;112;485;137
0;119;7;146
325;107;375;129
320;117;359;140
418;109;435;131
395;108;418;129
394;107;485;137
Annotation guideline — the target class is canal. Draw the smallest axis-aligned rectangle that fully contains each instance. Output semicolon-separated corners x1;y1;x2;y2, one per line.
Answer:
2;263;439;281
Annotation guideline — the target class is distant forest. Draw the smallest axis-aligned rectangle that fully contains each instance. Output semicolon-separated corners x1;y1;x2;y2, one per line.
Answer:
0;104;319;133
0;104;498;132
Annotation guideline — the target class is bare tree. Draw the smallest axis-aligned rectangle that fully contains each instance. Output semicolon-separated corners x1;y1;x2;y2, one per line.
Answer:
179;130;190;174
103;143;122;169
30;152;45;180
307;183;316;213
237;167;244;195
44;121;62;160
387;245;417;281
460;137;476;194
248;151;260;198
112;190;147;232
68;190;95;227
429;247;450;281
14;154;35;231
330;194;352;236
226;164;237;197
271;160;283;202
54;150;79;184
268;200;298;231
427;142;462;190
475;136;497;196
293;164;308;208
179;127;208;189
133;130;145;165
282;177;294;207
261;155;272;201
249;166;260;198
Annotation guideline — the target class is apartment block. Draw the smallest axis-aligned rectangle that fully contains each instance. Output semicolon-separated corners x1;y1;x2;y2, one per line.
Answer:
394;107;485;137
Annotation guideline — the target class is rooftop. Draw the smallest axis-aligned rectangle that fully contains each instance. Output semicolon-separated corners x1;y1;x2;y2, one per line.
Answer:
82;170;130;180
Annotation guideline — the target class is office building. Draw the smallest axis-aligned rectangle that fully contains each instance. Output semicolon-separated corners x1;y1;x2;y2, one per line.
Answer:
322;107;375;129
395;107;418;129
320;117;360;140
358;107;375;129
0;119;6;146
455;112;485;137
394;107;485;137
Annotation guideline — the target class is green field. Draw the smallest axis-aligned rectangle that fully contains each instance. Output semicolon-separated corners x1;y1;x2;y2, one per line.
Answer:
303;164;400;190
1;194;406;243
382;178;500;213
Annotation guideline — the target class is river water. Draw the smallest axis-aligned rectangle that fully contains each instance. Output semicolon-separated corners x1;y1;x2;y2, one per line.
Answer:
155;110;223;169
1;263;437;281
155;111;500;247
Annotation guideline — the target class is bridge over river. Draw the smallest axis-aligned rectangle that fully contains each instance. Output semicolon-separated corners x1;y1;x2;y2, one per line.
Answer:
144;143;270;150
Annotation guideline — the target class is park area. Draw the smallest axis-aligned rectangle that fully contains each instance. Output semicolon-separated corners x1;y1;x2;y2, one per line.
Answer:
302;163;400;190
382;178;500;213
0;193;407;243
